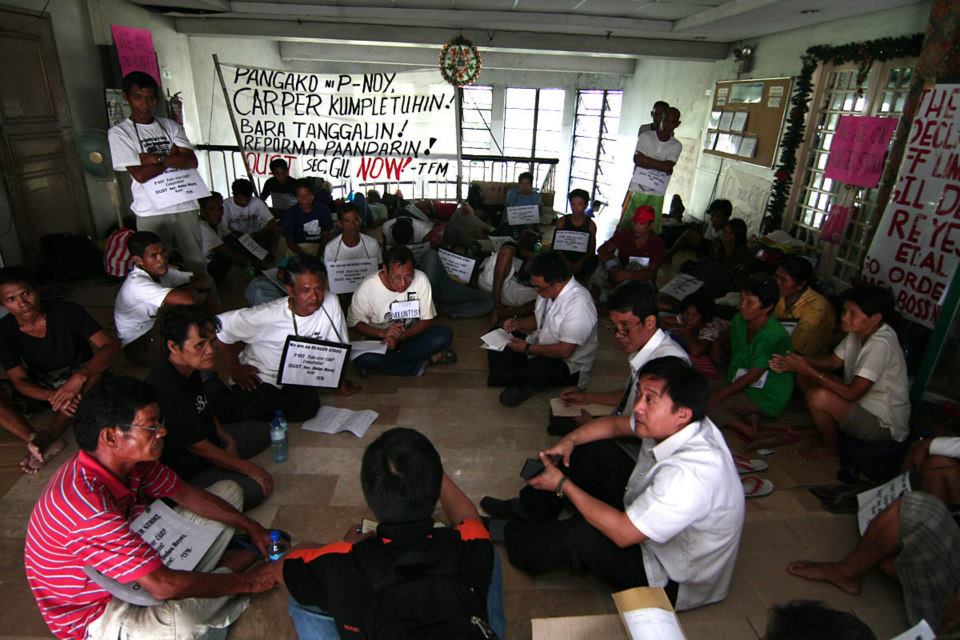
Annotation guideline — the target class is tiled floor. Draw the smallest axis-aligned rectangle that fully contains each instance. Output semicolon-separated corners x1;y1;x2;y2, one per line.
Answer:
0;272;910;639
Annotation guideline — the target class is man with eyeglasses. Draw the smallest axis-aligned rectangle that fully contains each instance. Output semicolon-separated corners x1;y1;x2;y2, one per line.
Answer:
550;281;689;435
487;250;598;407
24;375;277;640
347;245;456;376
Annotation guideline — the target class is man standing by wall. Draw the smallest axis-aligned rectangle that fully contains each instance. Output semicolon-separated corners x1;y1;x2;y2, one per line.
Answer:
109;72;207;274
620;107;683;233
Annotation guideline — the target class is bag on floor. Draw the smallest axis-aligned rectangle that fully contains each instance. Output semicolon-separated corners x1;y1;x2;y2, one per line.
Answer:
352;527;497;640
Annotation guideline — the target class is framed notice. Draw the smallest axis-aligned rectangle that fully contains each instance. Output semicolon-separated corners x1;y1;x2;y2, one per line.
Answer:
327;257;378;294
144;168;211;209
277;337;351;388
506;205;539;226
438;248;477;282
552;230;590;253
705;77;791;168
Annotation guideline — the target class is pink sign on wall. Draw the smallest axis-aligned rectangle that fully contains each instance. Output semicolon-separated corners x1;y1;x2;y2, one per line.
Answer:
110;25;161;87
824;115;899;188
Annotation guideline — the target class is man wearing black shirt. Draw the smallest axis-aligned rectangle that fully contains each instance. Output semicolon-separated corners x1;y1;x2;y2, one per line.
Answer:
261;157;297;211
0;267;119;472
146;305;273;509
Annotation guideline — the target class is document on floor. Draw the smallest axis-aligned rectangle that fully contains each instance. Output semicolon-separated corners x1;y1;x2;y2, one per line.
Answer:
350;340;388;361
303;405;379;438
890;620;935;640
480;328;514;351
856;470;911;534
549;397;615;418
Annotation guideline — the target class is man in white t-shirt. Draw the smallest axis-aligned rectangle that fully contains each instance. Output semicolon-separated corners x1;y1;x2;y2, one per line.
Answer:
222;179;280;258
488;251;598;407
347;245;455;377
381;213;434;254
108;72;207;274
323;203;382;266
483;357;744;610
114;231;210;367
620;107;683;232
210;255;353;423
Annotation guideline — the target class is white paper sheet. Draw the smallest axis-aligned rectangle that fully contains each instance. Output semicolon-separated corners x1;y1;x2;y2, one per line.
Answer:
278;338;349;388
389;299;420;321
506;205;540;226
629;167;669;194
130;500;222;572
238;233;269;261
327;257;378;294
889;620;936;640
438;248;477;282
659;274;704;300
621;607;685;640
302;405;379;438
349;340;388;361
144;168;211;209
549;397;615;418
857;471;911;534
553;230;590;253
730;111;748;132
480;328;513;352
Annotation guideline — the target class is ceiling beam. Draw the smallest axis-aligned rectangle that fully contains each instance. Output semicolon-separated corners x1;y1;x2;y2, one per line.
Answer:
279;41;636;75
175;18;729;61
227;2;673;38
672;0;780;32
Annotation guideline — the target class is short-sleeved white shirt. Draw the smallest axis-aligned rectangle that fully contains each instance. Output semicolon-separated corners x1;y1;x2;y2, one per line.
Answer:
930;437;960;459
634;131;683;163
624;418;745;610
108;117;197;217
323;234;382;265
114;265;192;345
217;295;348;388
222;197;273;235
347;270;436;330
531;278;598;385
621;330;690;414
833;323;910;441
199;223;224;258
381;217;433;250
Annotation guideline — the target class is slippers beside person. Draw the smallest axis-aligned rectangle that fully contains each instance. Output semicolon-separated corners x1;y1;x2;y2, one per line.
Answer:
733;453;768;475
428;348;457;367
20;437;67;475
742;475;774;498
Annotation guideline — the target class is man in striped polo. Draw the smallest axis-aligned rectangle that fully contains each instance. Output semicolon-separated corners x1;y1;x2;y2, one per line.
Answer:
23;376;276;640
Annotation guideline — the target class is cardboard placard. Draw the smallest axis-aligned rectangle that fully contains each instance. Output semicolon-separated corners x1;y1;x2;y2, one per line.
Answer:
506;205;539;226
824;115;899;188
857;470;911;534
130;499;222;572
659;274;704;301
326;257;378;294
438;248;477;282
628;167;669;194
110;25;161;87
613;587;686;640
144;168;211;209
389;299;420;321
553;230;590;253
277;337;351;388
237;233;269;261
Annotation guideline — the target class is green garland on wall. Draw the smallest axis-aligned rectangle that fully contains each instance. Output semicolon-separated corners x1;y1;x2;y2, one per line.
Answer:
762;33;925;233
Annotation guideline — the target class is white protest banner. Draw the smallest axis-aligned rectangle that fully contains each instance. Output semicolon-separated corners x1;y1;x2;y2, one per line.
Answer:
552;230;590;253
277;337;350;388
237;233;268;261
716;164;772;236
220;64;457;185
863;84;960;329
130;500;222;572
389;299;420;321
659;274;704;300
857;470;911;534
438;249;477;282
327;257;378;294
629;167;669;194
144;168;211;210
506;205;539;226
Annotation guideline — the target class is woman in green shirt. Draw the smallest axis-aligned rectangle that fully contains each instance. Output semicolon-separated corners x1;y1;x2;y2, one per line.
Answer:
708;274;794;441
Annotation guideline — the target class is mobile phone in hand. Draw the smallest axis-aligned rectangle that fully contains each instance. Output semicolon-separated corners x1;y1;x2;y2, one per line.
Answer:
520;457;546;480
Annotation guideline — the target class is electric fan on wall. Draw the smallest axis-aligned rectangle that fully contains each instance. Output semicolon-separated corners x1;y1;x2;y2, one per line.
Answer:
74;129;125;228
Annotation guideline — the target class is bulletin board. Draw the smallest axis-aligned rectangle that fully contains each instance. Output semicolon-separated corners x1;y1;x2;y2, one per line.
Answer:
703;77;792;168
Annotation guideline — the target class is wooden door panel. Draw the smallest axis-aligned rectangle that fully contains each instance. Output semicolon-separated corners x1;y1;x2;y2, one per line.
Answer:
0;36;56;122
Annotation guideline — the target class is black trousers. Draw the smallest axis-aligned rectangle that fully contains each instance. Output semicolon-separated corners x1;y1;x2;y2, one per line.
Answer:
487;348;579;389
504;440;676;596
189;420;270;510
205;377;320;423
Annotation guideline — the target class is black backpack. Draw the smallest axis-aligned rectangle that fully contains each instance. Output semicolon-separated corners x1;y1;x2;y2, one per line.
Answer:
352;528;497;640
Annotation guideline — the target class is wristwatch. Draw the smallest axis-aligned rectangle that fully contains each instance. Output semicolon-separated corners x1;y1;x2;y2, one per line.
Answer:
554;476;568;498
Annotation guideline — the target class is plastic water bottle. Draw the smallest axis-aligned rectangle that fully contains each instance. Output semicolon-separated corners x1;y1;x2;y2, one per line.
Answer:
271;411;288;464
267;529;287;561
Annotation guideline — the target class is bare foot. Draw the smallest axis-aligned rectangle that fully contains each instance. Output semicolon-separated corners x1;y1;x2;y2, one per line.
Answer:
799;445;839;462
217;547;259;573
20;437;66;474
786;561;862;594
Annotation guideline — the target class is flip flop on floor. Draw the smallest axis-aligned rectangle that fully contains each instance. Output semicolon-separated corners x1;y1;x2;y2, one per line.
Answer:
742;475;774;498
428;348;458;366
733;453;769;475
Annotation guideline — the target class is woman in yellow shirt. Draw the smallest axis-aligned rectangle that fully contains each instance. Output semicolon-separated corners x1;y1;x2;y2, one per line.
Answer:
773;257;836;357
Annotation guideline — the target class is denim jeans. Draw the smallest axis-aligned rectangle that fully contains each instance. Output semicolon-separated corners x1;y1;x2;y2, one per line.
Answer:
354;325;453;376
244;275;286;306
418;249;495;318
286;549;506;639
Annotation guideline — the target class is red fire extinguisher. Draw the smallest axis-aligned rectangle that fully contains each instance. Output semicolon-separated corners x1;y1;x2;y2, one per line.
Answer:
167;90;184;126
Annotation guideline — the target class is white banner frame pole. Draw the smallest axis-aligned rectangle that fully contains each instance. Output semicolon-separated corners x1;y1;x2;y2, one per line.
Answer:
212;54;259;195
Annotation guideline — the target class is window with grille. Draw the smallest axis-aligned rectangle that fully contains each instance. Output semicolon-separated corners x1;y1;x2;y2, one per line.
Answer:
503;87;565;187
567;89;623;214
788;61;915;284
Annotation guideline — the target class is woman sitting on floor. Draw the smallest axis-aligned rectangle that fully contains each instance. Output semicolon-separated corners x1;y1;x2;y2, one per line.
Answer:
662;294;727;379
769;284;910;461
708;274;795;442
773;256;836;358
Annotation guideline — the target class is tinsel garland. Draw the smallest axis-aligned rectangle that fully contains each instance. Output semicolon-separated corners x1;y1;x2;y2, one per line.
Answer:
762;33;924;233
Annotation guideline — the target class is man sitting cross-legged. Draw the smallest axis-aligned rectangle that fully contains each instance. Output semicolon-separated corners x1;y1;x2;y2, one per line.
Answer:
482;357;745;610
347;245;456;377
273;427;504;639
210;255;353;424
488;250;598;407
0;267;119;473
114;231;213;368
23;375;276;640
147;305;273;510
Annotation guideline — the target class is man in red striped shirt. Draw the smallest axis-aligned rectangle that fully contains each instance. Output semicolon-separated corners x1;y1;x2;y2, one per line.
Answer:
24;375;277;640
